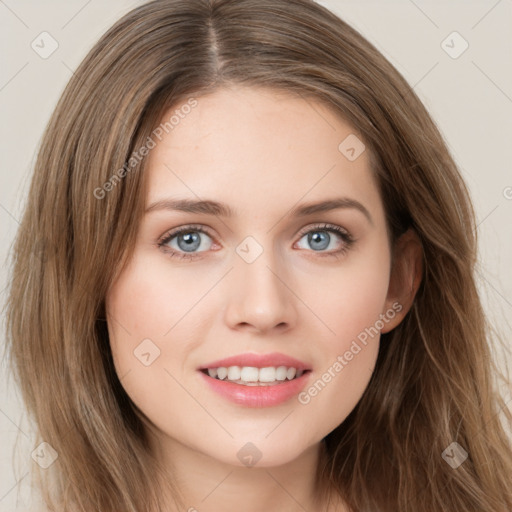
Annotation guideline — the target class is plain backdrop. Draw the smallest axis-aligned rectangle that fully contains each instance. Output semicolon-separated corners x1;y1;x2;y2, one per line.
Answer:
1;1;511;510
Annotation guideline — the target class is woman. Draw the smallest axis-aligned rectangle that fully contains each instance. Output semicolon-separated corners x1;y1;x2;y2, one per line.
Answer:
5;0;512;510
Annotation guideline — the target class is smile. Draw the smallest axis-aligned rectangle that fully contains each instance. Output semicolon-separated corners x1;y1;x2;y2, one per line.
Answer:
199;369;311;407
201;366;306;385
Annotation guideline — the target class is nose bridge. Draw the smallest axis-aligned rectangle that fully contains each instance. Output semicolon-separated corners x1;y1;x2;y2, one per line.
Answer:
224;234;296;332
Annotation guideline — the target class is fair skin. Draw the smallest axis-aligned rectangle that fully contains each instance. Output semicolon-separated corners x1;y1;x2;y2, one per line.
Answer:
105;86;422;512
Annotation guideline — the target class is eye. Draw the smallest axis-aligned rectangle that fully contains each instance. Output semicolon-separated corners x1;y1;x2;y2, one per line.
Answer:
294;223;354;256
157;222;354;261
158;225;215;260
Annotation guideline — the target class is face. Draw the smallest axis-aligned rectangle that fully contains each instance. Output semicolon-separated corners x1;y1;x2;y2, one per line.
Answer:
105;86;403;468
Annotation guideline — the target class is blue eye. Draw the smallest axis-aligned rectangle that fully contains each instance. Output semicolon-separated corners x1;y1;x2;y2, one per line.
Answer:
295;224;354;255
158;225;214;260
157;223;354;261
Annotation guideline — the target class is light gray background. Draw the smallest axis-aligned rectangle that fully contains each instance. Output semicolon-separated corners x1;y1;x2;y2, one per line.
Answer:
1;1;511;510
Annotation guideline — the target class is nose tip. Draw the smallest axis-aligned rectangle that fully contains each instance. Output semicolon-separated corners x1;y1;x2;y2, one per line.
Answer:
224;252;296;334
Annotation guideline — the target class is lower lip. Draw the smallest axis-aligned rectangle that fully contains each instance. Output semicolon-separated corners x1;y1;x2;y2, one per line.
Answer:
199;371;311;408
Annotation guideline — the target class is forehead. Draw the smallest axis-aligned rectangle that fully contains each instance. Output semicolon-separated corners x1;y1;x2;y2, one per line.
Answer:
144;86;383;222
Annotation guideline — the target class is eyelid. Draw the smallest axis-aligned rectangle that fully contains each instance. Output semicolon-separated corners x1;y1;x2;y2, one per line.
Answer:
157;224;214;245
296;222;350;238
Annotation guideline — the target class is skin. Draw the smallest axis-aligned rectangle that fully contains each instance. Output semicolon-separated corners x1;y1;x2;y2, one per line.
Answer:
105;85;422;512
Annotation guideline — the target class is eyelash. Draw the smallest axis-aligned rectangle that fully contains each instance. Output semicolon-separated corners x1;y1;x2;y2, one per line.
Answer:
157;223;354;261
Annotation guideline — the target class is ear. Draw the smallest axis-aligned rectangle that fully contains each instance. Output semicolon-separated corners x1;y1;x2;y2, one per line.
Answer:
381;228;423;334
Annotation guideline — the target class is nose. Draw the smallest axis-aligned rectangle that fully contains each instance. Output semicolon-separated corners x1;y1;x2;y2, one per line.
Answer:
223;247;298;335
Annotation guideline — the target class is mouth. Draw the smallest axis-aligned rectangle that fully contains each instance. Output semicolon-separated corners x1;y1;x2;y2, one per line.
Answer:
198;353;312;407
198;367;312;407
199;366;311;386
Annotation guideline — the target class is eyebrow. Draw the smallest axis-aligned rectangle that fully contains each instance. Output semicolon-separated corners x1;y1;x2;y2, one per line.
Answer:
145;197;373;224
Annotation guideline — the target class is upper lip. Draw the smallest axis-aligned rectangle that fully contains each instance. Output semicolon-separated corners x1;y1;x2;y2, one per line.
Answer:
199;352;311;371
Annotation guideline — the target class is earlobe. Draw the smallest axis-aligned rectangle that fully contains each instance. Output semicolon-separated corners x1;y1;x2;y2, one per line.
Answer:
381;228;424;334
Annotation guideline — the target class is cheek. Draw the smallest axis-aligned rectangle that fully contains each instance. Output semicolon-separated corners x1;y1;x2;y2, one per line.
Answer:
105;255;192;394
104;251;227;425
298;240;390;427
312;236;391;346
106;251;212;357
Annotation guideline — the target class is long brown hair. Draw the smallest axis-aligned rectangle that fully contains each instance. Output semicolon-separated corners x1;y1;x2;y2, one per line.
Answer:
5;0;512;510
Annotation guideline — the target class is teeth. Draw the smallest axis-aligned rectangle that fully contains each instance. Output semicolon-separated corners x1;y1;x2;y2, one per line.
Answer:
286;367;297;380
240;366;259;382
259;367;277;382
216;367;228;380
227;366;241;380
205;365;305;384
